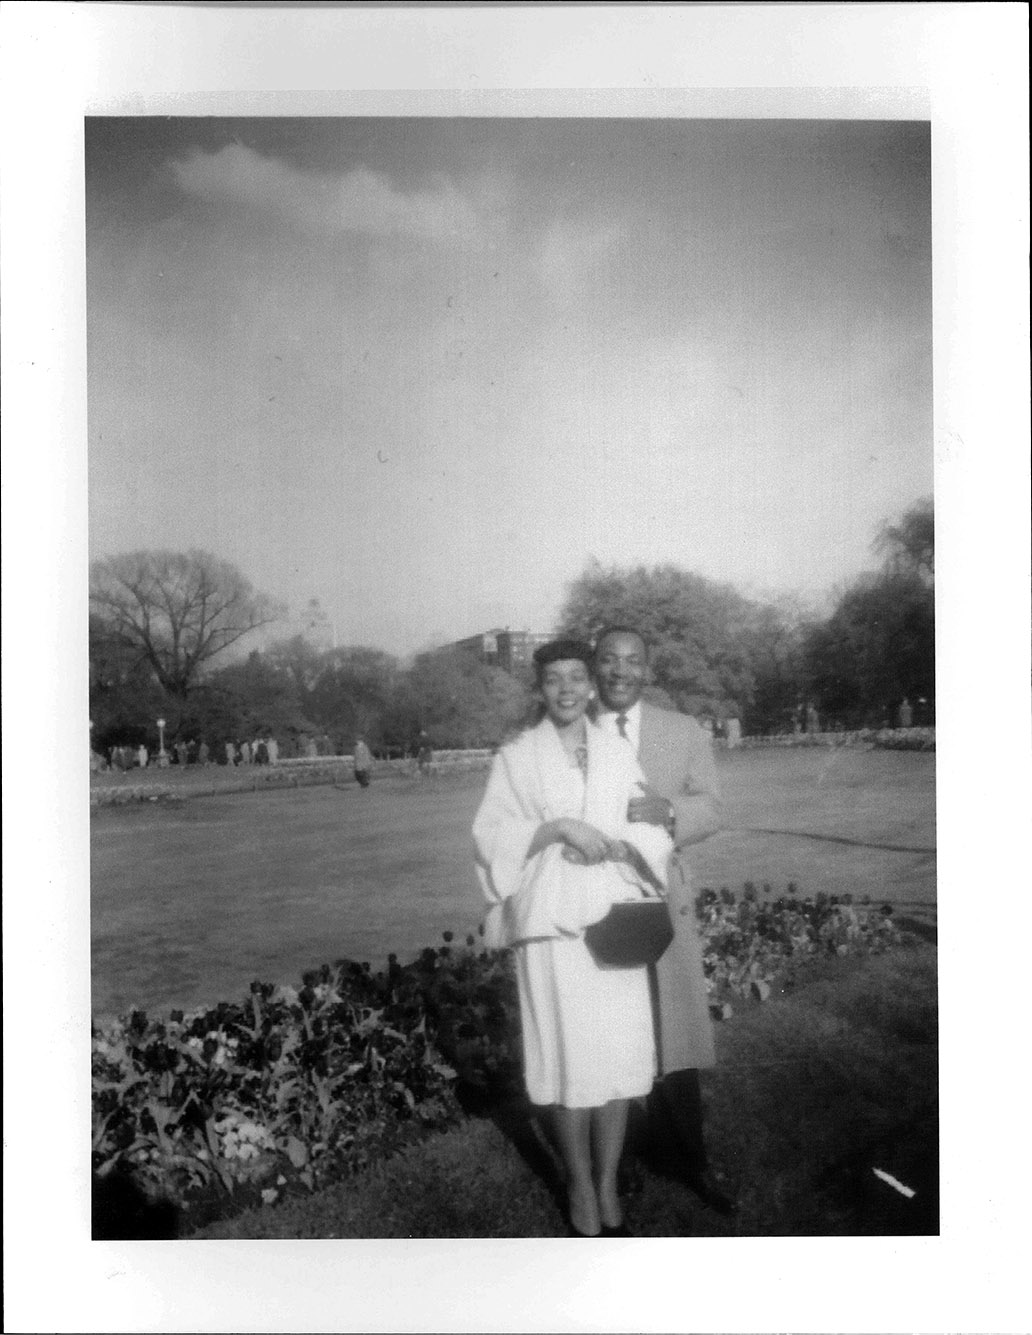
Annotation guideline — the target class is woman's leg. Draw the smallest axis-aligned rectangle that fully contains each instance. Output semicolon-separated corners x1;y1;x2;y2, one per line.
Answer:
591;1098;630;1228
551;1105;600;1235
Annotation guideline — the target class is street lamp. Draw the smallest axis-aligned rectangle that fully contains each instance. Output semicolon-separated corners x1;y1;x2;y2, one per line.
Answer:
156;717;169;767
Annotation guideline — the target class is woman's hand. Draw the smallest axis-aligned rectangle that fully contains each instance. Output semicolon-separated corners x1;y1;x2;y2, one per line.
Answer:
556;818;612;865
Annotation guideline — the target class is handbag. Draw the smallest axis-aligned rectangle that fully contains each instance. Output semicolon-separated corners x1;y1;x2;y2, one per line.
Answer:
583;893;674;968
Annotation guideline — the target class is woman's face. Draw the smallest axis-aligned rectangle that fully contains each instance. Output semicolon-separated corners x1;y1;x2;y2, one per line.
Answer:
539;658;593;727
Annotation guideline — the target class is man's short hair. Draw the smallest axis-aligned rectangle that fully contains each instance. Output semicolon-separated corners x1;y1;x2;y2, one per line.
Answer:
593;625;649;657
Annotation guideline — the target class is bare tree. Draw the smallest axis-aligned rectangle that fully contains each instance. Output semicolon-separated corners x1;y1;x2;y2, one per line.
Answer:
89;549;284;698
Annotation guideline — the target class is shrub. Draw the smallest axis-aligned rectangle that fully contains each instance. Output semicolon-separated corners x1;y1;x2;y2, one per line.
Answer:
697;883;903;1010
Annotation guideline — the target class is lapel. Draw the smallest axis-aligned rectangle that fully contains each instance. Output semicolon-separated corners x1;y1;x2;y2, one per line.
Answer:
638;701;659;768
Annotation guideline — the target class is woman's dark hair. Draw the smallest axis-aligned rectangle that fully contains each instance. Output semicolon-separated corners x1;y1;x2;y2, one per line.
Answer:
532;638;595;678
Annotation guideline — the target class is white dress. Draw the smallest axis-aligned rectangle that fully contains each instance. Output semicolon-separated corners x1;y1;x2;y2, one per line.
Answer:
473;719;669;1109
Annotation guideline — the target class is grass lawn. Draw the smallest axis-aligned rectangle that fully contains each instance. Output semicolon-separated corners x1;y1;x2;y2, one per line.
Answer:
91;747;935;1017
190;944;938;1239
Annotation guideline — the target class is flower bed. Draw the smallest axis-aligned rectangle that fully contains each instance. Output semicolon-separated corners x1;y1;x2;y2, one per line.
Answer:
697;883;903;1014
93;885;908;1230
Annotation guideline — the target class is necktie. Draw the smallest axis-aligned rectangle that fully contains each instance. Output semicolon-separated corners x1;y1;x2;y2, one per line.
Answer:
616;713;629;740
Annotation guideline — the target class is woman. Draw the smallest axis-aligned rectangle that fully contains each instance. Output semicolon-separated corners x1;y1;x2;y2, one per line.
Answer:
473;639;672;1237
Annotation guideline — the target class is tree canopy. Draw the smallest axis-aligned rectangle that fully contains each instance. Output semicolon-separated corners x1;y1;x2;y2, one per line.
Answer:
89;550;282;699
874;496;934;583
89;504;935;752
557;560;770;721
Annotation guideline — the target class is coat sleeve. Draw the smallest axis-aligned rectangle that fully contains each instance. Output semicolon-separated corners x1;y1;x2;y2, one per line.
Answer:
472;747;542;940
619;750;674;890
668;716;721;851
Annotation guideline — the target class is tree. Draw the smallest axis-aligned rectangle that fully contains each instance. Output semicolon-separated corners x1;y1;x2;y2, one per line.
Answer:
190;650;315;745
89;613;167;750
738;595;811;735
404;650;531;749
89;550;283;700
306;646;404;748
803;571;934;727
557;561;762;718
874;496;934;583
264;634;327;721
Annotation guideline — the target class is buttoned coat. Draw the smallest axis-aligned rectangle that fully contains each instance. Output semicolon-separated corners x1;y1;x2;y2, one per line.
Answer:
638;702;718;1072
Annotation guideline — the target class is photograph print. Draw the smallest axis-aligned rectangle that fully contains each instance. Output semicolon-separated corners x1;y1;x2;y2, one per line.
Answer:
87;114;936;1241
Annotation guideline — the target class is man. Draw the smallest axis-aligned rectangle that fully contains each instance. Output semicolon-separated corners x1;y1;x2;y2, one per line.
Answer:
592;625;735;1215
353;736;373;789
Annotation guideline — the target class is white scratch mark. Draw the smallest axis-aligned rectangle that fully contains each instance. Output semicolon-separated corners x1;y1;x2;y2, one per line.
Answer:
872;1167;916;1198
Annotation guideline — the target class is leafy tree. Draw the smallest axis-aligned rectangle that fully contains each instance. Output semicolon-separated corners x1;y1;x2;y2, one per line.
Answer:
803;571;934;727
187;650;316;746
89;614;167;750
738;596;811;735
264;634;327;722
307;647;404;749
874;496;934;583
403;651;531;749
557;560;763;719
89;549;283;700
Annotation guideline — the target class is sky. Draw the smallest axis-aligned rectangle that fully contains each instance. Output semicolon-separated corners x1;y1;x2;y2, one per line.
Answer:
86;116;932;657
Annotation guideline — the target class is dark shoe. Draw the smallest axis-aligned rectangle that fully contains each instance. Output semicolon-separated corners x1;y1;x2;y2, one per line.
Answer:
600;1221;633;1237
683;1171;737;1217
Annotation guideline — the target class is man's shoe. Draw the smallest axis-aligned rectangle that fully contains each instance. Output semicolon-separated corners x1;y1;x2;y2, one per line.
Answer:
683;1170;737;1217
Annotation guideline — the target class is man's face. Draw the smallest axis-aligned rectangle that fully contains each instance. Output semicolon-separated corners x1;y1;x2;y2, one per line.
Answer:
594;632;648;712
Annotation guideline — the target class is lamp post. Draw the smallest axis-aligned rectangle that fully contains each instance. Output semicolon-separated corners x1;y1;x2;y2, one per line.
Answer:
156;717;169;767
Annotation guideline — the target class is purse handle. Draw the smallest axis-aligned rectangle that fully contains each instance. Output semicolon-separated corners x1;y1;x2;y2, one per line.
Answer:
607;840;666;898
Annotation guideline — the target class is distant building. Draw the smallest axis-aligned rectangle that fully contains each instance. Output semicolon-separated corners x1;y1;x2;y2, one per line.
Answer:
440;627;553;676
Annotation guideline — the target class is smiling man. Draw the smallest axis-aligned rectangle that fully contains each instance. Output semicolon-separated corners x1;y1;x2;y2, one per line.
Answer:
592;625;735;1216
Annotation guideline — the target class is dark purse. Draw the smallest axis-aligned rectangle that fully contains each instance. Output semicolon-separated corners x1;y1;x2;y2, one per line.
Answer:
583;895;674;968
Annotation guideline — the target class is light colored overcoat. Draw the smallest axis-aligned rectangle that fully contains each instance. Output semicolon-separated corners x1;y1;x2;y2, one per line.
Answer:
638;702;718;1072
474;717;672;949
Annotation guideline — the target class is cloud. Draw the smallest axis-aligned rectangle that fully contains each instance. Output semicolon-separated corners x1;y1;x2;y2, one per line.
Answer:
169;143;484;242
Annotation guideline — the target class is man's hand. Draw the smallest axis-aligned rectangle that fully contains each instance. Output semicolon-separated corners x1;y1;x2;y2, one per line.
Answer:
627;782;674;829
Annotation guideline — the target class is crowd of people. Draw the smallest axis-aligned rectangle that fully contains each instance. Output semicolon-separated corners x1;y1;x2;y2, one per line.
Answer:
99;736;280;771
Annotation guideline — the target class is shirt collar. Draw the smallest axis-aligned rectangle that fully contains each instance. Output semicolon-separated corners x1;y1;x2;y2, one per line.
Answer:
598;698;642;735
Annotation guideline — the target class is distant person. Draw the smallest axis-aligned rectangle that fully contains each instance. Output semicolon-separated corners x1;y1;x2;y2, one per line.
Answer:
197;740;210;766
225;740;237;767
725;716;742;750
137;744;148;769
806;703;820;735
266;736;279;764
239;740;252;766
898;697;913;729
353;737;373;788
